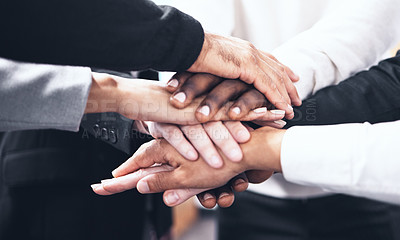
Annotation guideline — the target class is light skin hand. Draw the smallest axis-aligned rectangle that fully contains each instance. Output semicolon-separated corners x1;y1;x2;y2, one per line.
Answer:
187;33;302;118
143;121;251;168
85;72;284;125
92;127;285;202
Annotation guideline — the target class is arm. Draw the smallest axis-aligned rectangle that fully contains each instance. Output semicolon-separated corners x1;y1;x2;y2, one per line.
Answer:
273;0;400;99
282;120;400;205
94;54;400;205
0;0;204;72
286;54;400;127
0;58;92;132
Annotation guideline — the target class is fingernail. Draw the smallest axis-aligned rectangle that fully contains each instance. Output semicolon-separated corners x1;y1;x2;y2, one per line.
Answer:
91;183;101;190
165;191;180;205
101;179;113;184
210;156;222;168
287;104;293;111
270;110;285;115
228;148;242;162
186;150;198;160
137;180;150;193
111;170;117;177
203;193;214;201
231;107;241;115
167;79;179;88
173;92;186;103
253;107;267;114
274;120;287;127
219;192;230;199
234;178;246;186
198;105;210;116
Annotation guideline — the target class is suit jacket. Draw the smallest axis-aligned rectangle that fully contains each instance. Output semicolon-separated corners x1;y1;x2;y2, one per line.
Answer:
0;0;204;72
0;71;170;240
0;57;92;132
287;53;400;127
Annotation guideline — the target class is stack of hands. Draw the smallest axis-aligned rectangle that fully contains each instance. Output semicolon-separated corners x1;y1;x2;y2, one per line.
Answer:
88;33;302;209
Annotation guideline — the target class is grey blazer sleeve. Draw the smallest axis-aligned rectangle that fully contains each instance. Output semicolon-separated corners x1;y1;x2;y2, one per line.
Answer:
0;57;92;132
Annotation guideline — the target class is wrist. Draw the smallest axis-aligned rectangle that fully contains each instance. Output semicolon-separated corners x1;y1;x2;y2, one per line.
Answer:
242;127;285;172
85;72;120;114
187;32;210;73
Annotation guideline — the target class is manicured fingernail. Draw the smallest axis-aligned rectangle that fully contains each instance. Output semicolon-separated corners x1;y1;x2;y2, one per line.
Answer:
253;107;267;114
167;79;179;88
203;193;214;201
231;107;241;115
165;191;179;205
173;92;186;103
101;179;113;184
111;170;117;177
228;148;242;162
137;180;150;193
287;104;293;111
274;120;287;127
198;105;210;116
210;156;222;168
91;183;101;190
234;178;246;186
270;110;285;115
219;192;230;199
186;150;198;160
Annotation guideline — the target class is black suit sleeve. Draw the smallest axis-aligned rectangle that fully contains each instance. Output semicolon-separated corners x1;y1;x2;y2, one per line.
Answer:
80;112;151;155
287;54;400;127
0;0;204;72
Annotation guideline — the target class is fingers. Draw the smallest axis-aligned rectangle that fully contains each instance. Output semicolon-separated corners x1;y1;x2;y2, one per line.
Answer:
230;172;249;192
261;51;299;82
148;122;198;161
256;54;295;118
215;185;235;208
252;119;287;129
228;89;267;120
163;188;208;207
223;121;251;143
261;52;301;106
195;80;250;123
169;73;222;109
197;191;218;209
92;165;174;195
112;139;171;178
137;171;183;193
245;170;274;184
232;108;285;122
180;124;224;168
165;72;193;93
202;121;243;162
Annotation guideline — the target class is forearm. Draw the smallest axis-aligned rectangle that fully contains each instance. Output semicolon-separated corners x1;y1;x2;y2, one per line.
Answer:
0;58;92;132
281;120;400;205
273;0;400;99
0;0;204;72
286;54;400;127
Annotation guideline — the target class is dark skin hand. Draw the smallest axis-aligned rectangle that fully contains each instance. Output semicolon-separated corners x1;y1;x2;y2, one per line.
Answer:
166;72;299;123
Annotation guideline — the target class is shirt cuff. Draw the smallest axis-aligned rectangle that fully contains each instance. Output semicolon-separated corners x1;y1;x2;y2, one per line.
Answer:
280;124;360;189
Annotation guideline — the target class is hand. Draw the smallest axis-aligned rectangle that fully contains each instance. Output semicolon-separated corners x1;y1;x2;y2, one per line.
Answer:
92;127;285;196
166;72;288;125
85;72;284;125
188;33;302;118
143;121;251;168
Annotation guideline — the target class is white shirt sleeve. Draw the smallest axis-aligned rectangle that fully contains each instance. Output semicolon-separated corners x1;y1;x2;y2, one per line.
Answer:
281;120;400;204
272;0;400;100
